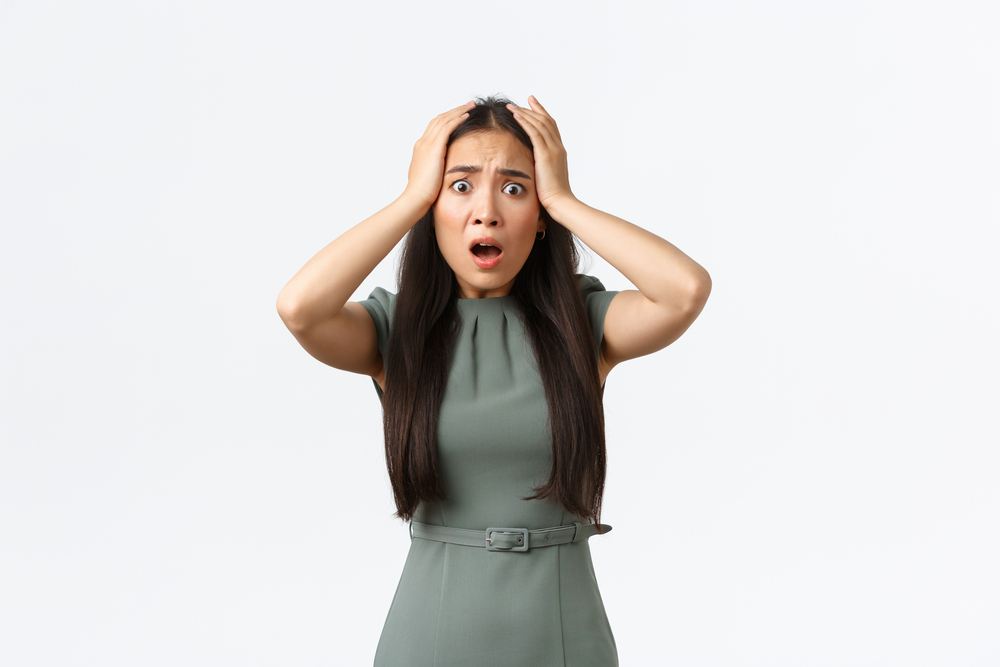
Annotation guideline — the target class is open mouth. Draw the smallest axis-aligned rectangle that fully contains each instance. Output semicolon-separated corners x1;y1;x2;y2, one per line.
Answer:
471;244;502;260
470;239;504;269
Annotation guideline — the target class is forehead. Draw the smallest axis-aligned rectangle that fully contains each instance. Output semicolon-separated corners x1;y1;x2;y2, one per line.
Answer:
445;131;534;171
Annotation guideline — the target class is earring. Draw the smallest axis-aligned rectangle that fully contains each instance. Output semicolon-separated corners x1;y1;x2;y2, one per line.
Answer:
536;230;546;240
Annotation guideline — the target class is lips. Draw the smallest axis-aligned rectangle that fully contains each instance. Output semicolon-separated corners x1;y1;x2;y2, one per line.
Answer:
470;237;503;269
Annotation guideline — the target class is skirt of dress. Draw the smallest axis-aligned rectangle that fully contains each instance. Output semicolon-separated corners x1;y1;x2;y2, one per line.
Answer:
373;536;618;667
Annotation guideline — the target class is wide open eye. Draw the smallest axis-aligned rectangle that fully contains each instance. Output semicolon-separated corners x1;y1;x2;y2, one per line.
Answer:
503;183;524;196
451;179;471;193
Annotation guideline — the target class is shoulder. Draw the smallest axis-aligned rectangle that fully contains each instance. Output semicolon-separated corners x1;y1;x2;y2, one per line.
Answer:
574;275;619;357
358;286;396;324
356;286;397;363
576;274;618;314
577;274;610;298
363;285;396;308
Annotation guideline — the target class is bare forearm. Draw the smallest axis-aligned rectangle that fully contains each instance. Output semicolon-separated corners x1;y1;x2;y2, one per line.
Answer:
546;196;711;309
276;192;429;327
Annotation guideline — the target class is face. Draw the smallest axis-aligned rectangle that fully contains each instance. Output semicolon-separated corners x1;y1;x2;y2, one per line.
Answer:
433;130;545;299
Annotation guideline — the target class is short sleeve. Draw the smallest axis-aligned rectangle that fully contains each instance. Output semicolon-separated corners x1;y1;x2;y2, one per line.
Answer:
357;286;396;401
578;275;619;358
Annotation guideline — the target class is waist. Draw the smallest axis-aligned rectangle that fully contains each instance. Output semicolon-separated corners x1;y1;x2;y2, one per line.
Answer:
409;521;612;552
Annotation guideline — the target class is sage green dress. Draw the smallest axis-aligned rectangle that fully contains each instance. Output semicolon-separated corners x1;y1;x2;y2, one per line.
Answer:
359;275;619;667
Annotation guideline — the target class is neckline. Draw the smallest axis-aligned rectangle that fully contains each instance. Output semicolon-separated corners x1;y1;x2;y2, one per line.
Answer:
455;293;519;307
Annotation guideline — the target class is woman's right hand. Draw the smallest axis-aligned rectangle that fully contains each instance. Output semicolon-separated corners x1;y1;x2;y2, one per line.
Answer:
403;101;476;208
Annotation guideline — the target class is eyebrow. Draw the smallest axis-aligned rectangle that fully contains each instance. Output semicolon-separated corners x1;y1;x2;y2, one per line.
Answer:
445;165;532;180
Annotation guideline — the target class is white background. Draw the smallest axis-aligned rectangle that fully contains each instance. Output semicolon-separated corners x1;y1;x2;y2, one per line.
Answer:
2;1;997;665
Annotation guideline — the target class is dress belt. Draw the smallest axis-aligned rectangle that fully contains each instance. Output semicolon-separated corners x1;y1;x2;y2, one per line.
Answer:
409;521;612;552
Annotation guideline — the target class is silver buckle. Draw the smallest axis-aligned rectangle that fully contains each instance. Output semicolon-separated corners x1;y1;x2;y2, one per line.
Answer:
485;527;529;552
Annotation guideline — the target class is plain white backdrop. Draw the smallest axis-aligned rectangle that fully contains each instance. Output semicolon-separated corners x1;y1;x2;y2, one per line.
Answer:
2;1;997;665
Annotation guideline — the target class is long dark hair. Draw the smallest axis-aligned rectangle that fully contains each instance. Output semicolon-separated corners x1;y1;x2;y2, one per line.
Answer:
382;96;607;525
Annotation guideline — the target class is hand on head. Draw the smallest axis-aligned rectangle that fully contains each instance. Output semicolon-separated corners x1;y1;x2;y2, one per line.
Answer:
404;100;477;208
507;96;575;211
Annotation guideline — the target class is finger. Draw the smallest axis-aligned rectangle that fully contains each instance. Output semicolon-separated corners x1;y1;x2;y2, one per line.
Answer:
526;95;550;117
525;96;561;140
448;100;476;119
442;100;475;116
442;103;473;129
509;105;558;149
508;105;548;149
509;103;557;135
431;101;475;127
424;101;474;139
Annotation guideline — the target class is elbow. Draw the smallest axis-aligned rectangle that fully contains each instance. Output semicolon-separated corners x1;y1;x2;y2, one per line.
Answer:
276;290;305;331
694;268;712;305
680;267;712;317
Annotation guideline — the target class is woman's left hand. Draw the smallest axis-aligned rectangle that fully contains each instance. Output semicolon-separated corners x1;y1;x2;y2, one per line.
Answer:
508;96;577;211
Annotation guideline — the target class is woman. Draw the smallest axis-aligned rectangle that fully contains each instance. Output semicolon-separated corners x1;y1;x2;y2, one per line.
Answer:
277;96;711;666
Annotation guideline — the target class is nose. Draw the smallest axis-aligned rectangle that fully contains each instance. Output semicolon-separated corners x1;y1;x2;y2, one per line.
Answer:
473;189;500;227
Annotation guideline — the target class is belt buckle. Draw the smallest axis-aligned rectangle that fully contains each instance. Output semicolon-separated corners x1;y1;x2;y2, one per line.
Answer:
485;527;529;552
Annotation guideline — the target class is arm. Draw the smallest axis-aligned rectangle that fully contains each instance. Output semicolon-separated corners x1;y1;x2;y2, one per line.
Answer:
510;97;712;380
276;102;475;385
